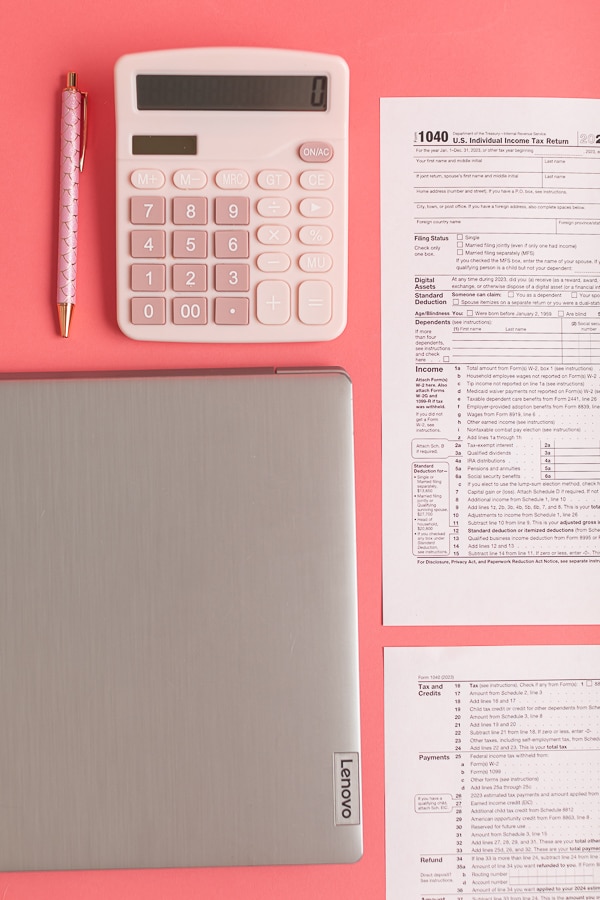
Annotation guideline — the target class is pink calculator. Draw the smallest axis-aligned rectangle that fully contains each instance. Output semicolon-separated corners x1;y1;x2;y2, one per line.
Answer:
114;48;349;342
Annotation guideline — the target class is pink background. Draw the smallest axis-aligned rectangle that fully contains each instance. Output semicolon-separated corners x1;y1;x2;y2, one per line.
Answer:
2;1;600;897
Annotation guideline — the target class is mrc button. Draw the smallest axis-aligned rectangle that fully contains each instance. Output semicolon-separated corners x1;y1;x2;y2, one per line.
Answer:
298;141;334;163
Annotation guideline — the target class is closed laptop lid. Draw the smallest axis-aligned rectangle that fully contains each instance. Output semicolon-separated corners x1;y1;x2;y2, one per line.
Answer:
0;368;361;870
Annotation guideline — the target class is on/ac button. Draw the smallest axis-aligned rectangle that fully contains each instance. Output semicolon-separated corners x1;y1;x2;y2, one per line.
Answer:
298;141;334;163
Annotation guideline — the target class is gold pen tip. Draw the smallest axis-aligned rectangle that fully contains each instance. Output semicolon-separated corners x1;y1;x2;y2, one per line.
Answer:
58;303;74;338
66;72;78;89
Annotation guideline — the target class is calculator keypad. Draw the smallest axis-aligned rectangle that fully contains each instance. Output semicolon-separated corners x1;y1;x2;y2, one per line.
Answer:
121;145;345;342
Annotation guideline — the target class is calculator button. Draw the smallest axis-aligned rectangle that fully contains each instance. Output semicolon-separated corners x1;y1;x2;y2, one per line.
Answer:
131;230;166;258
173;297;208;325
131;297;166;325
215;169;250;189
214;230;249;258
131;264;166;292
299;198;333;218
298;281;332;324
130;169;165;189
215;264;250;292
299;170;334;190
257;198;291;218
215;297;249;325
298;141;334;163
173;197;208;225
130;196;166;225
257;224;291;245
215;197;250;225
257;170;292;190
298;225;333;245
257;253;291;273
173;169;207;189
257;282;291;325
299;253;332;273
172;231;208;258
172;264;208;292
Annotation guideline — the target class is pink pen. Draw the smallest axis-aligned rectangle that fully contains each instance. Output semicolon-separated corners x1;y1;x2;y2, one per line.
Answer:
57;72;87;337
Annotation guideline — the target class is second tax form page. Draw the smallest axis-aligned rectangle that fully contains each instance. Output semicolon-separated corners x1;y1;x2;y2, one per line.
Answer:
381;98;600;625
385;645;600;900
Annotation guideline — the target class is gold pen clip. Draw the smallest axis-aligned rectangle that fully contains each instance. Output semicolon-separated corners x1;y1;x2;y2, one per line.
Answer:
79;89;88;172
66;72;88;172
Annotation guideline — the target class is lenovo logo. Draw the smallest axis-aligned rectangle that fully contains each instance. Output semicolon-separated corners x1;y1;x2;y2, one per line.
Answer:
333;752;360;826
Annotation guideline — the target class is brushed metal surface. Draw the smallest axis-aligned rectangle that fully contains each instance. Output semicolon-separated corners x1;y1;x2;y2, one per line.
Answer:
0;370;361;870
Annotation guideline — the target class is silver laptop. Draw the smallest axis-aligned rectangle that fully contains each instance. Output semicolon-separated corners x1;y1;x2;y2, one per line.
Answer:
0;368;361;871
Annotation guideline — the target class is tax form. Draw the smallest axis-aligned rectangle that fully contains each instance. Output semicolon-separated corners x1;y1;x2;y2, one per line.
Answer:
385;645;600;900
381;98;600;624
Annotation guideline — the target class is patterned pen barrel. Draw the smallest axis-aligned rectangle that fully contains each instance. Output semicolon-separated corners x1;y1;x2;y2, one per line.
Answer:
57;72;87;337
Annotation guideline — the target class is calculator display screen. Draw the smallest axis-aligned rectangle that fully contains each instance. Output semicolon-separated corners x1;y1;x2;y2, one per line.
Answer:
136;74;328;112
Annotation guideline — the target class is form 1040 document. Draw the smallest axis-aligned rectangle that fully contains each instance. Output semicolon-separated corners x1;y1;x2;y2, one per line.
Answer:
381;98;600;624
385;645;600;900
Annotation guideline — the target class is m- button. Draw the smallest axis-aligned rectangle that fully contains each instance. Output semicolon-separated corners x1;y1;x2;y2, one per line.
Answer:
173;169;208;189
